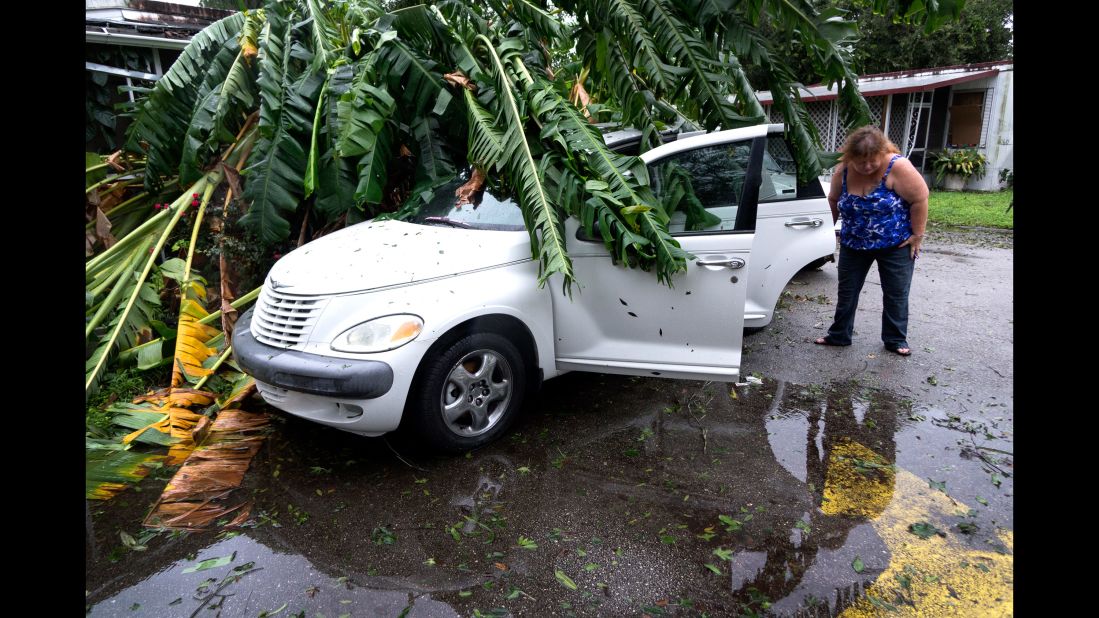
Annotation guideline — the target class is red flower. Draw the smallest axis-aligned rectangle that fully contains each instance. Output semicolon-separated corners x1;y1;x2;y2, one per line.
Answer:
192;200;200;207
192;193;199;199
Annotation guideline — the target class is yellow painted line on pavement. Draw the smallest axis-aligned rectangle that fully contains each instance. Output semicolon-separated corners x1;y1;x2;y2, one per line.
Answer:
824;444;1012;616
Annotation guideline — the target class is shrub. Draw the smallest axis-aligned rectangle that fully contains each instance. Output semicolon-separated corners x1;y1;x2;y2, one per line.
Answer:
929;148;988;184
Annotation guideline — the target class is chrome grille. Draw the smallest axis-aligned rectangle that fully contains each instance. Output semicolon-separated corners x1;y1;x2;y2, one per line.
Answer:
251;287;330;349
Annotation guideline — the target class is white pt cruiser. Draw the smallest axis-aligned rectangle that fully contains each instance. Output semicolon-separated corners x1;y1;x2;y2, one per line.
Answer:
233;124;835;451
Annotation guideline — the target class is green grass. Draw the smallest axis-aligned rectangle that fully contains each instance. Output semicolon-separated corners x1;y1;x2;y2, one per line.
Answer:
928;190;1013;229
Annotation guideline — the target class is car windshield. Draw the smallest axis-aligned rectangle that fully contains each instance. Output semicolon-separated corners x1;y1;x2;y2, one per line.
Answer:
409;170;526;231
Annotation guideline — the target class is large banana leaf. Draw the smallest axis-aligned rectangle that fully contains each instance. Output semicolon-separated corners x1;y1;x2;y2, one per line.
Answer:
337;68;396;208
239;13;322;243
637;0;762;129
86;449;166;501
475;34;574;290
126;13;246;191
143;408;269;530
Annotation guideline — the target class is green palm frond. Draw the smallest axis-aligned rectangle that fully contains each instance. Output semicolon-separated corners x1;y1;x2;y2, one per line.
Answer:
463;89;504;171
177;40;250;184
336;62;397;208
125;13;246;192
433;1;492;78
314;64;360;219
87;448;164;500
530;77;689;284
375;38;449;122
391;2;451;55
496;0;568;46
637;0;761;130
760;1;869;130
86;238;161;395
579;28;663;151
240;12;322;243
529;80;652;207
632;205;692;285
868;0;966;33
720;11;841;181
476;34;574;290
412;116;457;185
660;164;721;230
239;8;265;57
588;0;675;94
304;0;340;69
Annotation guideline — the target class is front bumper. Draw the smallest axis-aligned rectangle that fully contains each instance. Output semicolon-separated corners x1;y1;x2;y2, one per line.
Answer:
232;308;394;399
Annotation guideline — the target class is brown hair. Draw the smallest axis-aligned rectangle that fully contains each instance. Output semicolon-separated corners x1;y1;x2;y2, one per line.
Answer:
840;126;900;162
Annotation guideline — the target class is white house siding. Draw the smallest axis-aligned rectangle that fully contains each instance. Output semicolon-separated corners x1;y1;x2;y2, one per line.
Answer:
968;68;1012;191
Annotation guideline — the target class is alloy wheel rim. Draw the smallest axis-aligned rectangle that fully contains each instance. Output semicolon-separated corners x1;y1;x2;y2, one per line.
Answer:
440;349;513;437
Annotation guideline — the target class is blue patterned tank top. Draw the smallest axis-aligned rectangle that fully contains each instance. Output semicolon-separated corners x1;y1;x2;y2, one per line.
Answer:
839;155;912;250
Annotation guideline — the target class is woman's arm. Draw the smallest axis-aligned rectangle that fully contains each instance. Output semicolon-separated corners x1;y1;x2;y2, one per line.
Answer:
827;165;844;224
891;158;930;259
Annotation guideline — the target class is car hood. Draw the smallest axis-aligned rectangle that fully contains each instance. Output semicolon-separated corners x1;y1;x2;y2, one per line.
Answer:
265;220;532;295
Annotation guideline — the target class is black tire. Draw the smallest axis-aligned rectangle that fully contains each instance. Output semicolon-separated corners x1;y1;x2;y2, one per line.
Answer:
404;332;527;453
799;255;833;272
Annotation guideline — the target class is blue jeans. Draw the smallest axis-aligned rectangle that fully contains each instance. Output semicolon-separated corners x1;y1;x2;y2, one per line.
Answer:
826;243;915;348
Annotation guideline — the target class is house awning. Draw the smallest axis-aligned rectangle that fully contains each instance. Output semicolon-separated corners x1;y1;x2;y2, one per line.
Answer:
757;67;1002;104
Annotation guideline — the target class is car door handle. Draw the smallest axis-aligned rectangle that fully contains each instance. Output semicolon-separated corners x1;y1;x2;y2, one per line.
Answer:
696;257;745;269
785;218;824;228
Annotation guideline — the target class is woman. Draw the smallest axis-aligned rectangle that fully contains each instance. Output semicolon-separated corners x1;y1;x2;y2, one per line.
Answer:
814;126;929;356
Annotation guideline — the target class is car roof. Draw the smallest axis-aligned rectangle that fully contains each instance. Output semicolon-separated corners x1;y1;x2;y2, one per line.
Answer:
599;122;783;151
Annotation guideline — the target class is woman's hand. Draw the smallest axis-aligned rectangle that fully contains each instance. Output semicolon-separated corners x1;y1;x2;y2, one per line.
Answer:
899;233;923;260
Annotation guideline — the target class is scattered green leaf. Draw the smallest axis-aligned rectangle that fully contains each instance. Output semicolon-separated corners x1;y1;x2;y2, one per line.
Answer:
555;569;578;590
182;552;235;573
852;556;865;573
908;522;943;539
257;602;288;617
718;515;742;532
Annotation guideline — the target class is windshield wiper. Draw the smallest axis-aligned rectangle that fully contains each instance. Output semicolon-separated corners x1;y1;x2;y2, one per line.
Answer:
422;216;474;229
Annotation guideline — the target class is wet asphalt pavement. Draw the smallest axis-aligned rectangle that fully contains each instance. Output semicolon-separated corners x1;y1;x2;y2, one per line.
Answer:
86;225;1013;617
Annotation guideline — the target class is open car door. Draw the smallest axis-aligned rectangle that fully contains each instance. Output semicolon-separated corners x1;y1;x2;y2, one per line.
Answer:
551;125;768;381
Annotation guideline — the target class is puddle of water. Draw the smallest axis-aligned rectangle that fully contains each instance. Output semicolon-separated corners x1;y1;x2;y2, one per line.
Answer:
88;533;457;617
88;374;1012;616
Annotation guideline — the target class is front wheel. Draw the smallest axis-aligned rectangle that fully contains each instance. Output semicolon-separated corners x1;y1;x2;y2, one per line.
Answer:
405;332;527;453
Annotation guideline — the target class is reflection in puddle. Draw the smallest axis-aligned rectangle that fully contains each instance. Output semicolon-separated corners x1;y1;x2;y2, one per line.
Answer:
88;534;457;617
87;376;1011;616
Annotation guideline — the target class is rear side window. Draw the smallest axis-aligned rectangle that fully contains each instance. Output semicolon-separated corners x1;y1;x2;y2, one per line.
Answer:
760;134;825;201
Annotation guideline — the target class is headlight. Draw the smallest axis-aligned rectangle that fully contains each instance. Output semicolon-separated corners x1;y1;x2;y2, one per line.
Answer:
331;314;424;353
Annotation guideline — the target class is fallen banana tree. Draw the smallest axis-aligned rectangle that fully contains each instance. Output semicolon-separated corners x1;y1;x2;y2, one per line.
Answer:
85;129;269;502
122;0;963;292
